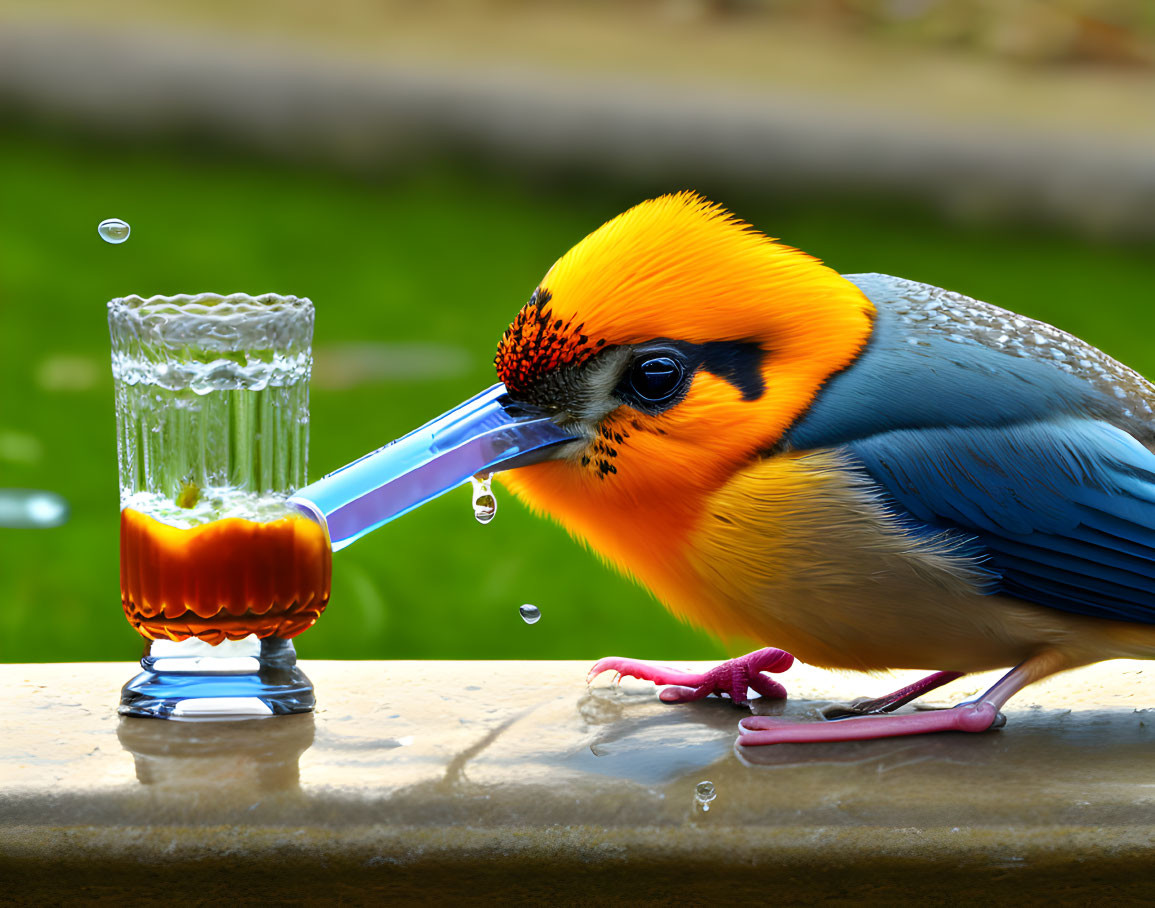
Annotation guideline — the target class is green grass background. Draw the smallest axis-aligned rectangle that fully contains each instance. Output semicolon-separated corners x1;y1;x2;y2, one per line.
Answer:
2;130;1153;664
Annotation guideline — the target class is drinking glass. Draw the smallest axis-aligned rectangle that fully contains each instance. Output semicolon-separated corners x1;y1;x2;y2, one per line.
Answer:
109;293;330;719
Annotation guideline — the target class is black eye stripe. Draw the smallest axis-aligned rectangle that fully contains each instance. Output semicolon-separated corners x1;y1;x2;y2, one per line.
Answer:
504;337;765;422
613;339;765;415
667;339;765;401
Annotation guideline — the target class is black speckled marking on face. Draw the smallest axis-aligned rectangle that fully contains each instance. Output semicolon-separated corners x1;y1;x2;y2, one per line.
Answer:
586;424;624;480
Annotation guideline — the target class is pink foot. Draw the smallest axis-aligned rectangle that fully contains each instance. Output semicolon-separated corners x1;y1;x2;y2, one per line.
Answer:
737;701;1001;746
587;647;795;706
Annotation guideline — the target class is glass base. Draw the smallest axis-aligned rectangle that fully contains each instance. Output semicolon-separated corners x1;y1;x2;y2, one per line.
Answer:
119;635;315;720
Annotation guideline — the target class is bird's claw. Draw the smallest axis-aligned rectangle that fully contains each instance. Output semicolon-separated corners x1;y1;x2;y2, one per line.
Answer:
587;657;691;687
818;698;884;720
587;648;795;707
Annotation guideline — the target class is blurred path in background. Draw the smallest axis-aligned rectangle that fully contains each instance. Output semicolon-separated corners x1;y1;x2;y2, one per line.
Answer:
2;0;1154;236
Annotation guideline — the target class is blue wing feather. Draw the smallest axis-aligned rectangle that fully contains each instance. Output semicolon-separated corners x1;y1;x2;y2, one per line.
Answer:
846;419;1155;624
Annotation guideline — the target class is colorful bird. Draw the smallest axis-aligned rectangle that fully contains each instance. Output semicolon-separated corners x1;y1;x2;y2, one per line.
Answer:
296;192;1155;745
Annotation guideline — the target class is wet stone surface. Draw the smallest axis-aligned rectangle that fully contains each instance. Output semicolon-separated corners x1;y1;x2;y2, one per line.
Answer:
3;660;1155;902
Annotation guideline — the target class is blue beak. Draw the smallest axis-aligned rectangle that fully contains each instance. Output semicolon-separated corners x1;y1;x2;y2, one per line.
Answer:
289;383;578;551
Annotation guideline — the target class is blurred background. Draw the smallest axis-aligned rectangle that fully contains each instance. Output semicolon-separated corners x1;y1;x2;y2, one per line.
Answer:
1;0;1153;664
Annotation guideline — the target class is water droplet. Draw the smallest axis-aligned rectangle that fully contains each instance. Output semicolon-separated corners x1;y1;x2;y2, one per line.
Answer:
98;218;131;244
519;604;541;625
694;780;716;811
471;473;496;524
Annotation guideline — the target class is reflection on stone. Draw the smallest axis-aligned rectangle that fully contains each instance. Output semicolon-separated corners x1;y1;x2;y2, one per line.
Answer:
117;714;315;793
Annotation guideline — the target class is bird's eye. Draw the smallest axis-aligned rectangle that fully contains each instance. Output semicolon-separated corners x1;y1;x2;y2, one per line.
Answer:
629;356;684;402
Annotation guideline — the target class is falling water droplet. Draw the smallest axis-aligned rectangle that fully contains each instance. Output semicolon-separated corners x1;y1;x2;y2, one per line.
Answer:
694;780;716;811
97;218;131;244
471;473;496;524
519;604;541;625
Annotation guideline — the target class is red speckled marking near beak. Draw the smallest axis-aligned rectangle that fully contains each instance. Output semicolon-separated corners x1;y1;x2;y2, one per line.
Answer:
495;288;604;395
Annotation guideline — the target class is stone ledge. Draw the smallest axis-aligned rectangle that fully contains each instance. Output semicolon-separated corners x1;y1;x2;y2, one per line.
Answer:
3;661;1155;902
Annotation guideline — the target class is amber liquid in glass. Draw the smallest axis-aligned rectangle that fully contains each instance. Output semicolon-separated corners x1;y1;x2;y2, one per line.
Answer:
120;508;331;645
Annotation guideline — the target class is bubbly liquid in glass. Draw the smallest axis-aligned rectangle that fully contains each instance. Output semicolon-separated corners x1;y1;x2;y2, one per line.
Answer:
120;500;330;644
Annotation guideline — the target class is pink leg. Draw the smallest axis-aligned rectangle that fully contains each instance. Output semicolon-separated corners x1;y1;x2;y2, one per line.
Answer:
587;647;795;705
820;670;964;719
738;653;1065;746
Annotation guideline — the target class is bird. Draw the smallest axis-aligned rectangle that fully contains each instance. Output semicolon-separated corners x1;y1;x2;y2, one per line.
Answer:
480;190;1155;745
